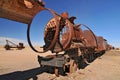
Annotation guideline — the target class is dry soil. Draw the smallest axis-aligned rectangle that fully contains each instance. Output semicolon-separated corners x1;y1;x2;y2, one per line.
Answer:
0;46;120;80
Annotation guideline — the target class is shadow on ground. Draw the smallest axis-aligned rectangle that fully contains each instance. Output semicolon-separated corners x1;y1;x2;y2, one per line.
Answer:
0;66;51;80
0;51;106;80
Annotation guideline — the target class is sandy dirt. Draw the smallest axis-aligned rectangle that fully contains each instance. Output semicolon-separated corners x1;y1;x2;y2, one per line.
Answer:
0;46;120;80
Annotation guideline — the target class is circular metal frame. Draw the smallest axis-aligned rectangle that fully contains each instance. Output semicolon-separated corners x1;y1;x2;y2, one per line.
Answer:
59;19;74;50
79;24;98;48
27;8;60;53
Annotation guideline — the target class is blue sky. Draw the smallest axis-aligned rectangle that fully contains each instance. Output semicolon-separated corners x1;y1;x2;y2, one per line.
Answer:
0;0;120;47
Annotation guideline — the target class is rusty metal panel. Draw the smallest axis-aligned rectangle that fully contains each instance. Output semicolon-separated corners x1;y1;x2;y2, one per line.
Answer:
83;30;96;47
96;36;107;51
0;0;44;24
72;27;83;42
106;44;112;50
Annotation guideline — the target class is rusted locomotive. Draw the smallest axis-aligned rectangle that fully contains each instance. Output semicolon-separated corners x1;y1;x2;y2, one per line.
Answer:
27;9;111;76
0;0;111;76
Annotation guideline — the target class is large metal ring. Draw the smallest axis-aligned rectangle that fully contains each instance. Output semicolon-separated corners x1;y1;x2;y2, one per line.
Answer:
27;8;60;53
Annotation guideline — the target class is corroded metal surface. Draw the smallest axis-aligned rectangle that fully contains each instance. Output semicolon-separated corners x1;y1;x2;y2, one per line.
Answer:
83;30;97;48
96;36;107;52
0;0;44;24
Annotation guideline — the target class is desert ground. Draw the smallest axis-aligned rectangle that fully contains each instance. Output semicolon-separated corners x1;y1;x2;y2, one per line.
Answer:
0;46;120;80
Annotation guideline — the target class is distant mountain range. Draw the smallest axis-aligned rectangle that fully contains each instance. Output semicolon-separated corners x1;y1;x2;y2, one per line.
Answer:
0;37;26;46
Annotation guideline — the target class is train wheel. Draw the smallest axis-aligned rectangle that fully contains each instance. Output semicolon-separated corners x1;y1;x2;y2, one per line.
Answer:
4;45;10;50
69;59;77;73
89;53;94;62
91;53;94;61
82;53;90;64
55;67;59;76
